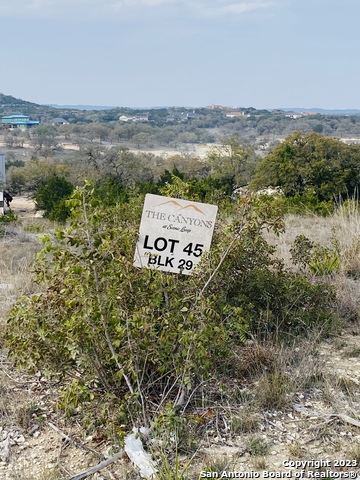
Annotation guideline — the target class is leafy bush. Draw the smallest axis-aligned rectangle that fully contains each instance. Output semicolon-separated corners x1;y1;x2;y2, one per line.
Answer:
5;182;337;437
291;234;341;276
251;131;360;203
35;174;74;222
283;191;335;216
256;191;334;216
93;175;129;205
0;211;17;223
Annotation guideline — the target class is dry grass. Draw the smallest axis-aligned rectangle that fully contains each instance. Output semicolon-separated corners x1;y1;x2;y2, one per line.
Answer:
284;333;326;389
0;219;44;403
264;205;360;326
287;441;306;459
266;202;360;267
233;340;280;379
200;456;232;477
349;442;360;462
231;411;260;434
0;223;42;322
255;371;291;409
0;219;49;477
251;456;268;470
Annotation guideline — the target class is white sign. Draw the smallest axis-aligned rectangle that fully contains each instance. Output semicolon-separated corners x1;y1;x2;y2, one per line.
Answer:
134;194;218;274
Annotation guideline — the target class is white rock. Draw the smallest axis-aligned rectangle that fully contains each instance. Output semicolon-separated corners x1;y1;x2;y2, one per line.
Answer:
0;438;10;462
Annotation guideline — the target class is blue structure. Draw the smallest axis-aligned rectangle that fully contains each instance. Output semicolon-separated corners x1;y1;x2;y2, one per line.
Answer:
1;114;39;129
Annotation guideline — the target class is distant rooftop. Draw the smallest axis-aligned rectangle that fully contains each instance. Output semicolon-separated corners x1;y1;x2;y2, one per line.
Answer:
2;114;29;119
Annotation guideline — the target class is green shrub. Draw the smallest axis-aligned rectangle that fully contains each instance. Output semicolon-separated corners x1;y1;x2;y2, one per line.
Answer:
251;131;360;205
308;248;341;276
291;234;341;276
248;436;269;456
35;174;74;222
5;183;337;437
93;176;129;205
284;191;335;216
0;211;17;223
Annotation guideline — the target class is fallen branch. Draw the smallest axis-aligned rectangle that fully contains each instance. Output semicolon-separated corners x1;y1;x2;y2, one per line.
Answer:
67;451;124;480
289;407;360;429
333;413;360;428
48;422;100;456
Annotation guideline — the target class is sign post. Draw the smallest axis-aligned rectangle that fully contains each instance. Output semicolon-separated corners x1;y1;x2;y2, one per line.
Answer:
134;194;218;275
0;152;5;215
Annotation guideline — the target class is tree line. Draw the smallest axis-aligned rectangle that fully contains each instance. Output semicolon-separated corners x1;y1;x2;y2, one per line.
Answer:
6;131;360;221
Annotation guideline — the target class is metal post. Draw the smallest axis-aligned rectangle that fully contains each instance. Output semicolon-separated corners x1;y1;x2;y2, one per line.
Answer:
0;152;5;215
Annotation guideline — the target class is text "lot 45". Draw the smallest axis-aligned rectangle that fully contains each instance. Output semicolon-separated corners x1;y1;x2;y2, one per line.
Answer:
143;235;204;257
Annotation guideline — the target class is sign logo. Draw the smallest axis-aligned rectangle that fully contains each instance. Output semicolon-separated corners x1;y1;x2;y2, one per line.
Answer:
134;194;218;274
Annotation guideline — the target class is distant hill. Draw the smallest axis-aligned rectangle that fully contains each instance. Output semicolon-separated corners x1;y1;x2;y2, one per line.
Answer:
277;107;360;115
49;104;116;111
3;93;360;116
0;93;40;107
48;104;360;115
49;104;174;110
0;93;58;118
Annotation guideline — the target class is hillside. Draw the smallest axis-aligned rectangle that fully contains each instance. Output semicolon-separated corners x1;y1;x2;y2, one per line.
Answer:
0;93;56;118
0;93;40;107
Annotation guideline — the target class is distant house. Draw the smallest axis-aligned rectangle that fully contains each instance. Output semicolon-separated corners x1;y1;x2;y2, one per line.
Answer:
206;104;229;110
186;111;201;119
226;111;245;118
135;113;149;122
51;117;69;125
166;110;201;121
284;111;304;119
119;113;149;122
1;114;39;129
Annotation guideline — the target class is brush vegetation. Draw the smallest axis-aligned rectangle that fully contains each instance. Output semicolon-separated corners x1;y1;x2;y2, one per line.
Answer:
4;179;338;436
1;131;360;477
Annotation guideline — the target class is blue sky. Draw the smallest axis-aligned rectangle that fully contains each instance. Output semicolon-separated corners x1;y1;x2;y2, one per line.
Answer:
0;0;359;109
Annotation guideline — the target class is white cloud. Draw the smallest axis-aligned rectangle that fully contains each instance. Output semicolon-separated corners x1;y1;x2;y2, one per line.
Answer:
0;0;277;19
222;1;274;14
185;0;275;17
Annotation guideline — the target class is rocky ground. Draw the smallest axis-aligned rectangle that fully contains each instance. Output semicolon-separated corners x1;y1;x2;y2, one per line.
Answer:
0;332;359;479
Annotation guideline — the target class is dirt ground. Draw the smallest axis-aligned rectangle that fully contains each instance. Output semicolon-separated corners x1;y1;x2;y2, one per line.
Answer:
0;332;359;480
9;196;38;217
127;143;217;159
59;141;216;159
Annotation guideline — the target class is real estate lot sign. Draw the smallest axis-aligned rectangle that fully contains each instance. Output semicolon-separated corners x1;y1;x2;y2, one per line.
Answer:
134;194;218;274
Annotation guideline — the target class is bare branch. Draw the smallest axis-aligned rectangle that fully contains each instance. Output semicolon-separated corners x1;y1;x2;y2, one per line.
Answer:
67;451;124;480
